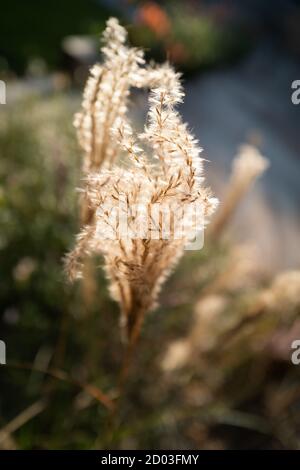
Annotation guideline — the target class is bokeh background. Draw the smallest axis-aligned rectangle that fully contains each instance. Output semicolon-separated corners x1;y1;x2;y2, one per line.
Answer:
1;0;300;449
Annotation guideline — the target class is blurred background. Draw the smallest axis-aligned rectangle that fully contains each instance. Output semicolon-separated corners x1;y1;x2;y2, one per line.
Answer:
1;0;300;450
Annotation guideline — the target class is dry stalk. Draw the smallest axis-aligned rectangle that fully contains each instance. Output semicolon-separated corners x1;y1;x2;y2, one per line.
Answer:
209;144;269;241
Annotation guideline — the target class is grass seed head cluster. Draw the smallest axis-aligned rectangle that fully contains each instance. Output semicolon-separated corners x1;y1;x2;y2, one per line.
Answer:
65;18;218;340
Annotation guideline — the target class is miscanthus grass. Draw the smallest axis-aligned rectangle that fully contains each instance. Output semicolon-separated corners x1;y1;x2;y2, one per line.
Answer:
65;18;217;379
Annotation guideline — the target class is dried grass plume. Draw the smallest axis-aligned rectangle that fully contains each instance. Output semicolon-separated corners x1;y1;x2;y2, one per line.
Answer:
65;18;218;344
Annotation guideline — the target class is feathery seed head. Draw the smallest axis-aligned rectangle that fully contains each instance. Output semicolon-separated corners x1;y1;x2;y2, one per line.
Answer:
66;18;218;339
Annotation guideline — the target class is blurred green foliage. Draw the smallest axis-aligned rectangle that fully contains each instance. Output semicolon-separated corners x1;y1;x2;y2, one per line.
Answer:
0;1;252;75
129;2;252;73
0;0;110;74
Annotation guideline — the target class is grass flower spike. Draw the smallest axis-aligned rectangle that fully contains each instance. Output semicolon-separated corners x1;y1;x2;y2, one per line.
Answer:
66;18;218;347
74;18;146;172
